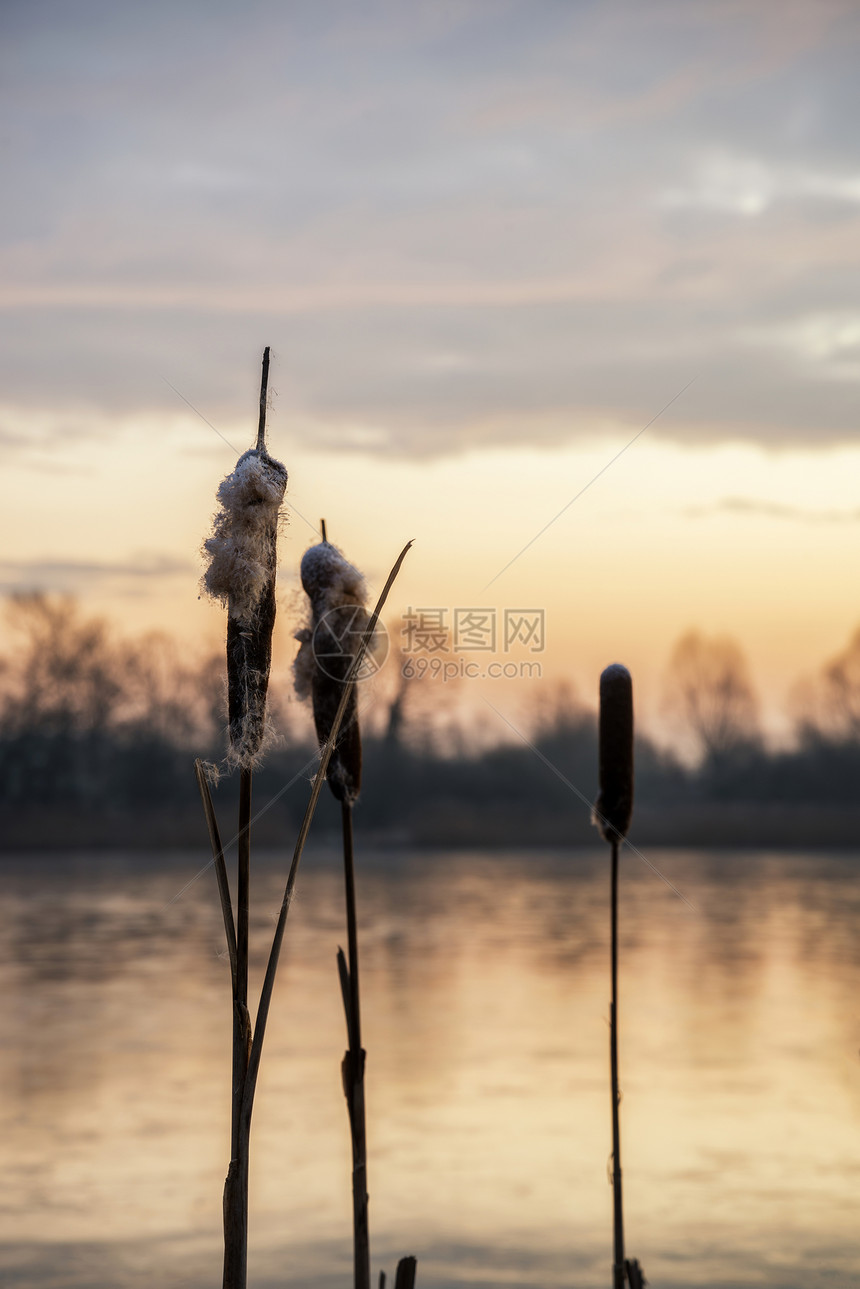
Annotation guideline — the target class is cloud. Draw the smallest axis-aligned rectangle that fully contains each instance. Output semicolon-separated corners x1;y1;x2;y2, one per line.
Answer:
659;152;860;217
0;555;195;597
1;0;860;457
682;497;860;523
743;311;860;379
4;289;860;461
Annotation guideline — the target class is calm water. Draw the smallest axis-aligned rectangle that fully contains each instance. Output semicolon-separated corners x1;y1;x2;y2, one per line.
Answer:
1;845;859;1289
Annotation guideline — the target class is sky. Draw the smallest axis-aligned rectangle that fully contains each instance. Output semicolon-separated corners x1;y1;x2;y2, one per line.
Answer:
2;0;860;747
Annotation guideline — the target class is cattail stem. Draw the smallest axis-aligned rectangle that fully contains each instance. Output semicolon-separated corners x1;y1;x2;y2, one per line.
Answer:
298;518;371;1286
193;762;249;1289
222;1151;249;1289
232;769;252;1155
610;835;625;1289
224;767;254;1289
236;768;252;1013
199;347;284;1289
342;801;362;1047
340;799;370;1289
256;346;270;452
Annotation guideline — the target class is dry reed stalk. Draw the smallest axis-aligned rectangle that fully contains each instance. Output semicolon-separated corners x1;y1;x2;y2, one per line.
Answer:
593;663;640;1289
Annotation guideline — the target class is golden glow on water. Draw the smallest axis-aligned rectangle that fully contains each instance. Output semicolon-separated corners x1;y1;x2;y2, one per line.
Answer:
1;848;859;1287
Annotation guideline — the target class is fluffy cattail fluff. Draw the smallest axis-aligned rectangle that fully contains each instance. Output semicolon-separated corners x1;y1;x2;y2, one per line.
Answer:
293;540;368;804
203;447;288;769
593;663;634;842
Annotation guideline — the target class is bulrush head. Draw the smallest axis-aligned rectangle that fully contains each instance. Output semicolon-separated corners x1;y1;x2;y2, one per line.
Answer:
293;537;368;805
594;663;634;843
203;438;287;771
204;450;288;621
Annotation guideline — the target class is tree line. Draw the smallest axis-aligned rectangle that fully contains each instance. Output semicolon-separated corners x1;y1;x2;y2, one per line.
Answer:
1;593;859;846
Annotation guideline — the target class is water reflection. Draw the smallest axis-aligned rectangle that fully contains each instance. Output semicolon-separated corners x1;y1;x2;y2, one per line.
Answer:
1;847;859;1287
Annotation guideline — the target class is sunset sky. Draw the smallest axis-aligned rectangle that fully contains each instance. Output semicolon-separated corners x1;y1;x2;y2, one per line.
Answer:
2;0;860;746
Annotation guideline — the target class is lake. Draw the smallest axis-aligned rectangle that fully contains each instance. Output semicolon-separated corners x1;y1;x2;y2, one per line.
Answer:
1;845;858;1288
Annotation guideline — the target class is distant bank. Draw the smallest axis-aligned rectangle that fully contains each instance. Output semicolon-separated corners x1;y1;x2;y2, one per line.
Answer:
3;800;860;851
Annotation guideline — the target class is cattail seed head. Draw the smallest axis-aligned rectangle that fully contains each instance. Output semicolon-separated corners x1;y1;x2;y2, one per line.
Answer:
202;447;287;770
203;451;287;618
593;662;634;843
293;539;368;805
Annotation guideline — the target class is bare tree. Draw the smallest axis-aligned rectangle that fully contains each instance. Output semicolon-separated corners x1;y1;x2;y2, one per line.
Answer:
120;631;222;748
529;679;585;741
0;594;223;802
364;635;459;753
792;626;860;743
1;593;124;737
1;594;220;745
665;630;760;764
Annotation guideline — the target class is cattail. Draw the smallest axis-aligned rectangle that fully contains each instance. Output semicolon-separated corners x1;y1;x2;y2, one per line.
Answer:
294;539;369;804
294;531;376;1289
594;663;634;842
203;444;287;769
197;348;289;1289
593;662;641;1289
196;531;410;1289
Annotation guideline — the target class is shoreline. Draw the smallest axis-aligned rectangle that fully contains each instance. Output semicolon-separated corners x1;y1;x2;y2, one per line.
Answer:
2;801;860;852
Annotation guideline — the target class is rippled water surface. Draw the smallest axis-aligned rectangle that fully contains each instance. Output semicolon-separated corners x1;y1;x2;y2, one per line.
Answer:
1;846;859;1288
